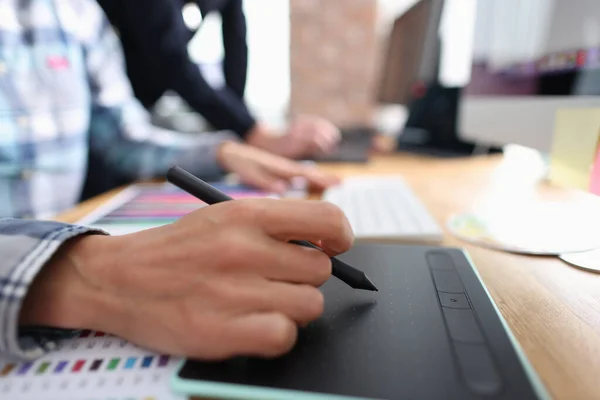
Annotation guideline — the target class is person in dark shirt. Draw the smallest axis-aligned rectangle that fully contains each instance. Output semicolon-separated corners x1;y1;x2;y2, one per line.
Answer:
96;0;340;159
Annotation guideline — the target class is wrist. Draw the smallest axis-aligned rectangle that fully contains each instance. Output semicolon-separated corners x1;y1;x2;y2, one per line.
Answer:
246;122;270;142
19;235;124;333
245;122;282;149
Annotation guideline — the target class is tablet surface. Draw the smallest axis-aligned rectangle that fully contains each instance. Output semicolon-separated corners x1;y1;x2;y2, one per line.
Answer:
172;244;548;400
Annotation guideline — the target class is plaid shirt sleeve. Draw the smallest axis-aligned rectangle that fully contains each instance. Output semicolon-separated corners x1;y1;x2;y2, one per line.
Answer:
0;218;105;360
81;1;240;182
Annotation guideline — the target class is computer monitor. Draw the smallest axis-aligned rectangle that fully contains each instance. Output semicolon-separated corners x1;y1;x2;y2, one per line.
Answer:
376;0;444;105
457;0;600;153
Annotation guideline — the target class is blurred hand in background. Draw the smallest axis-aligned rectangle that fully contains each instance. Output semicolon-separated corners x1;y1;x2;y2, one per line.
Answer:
247;115;341;159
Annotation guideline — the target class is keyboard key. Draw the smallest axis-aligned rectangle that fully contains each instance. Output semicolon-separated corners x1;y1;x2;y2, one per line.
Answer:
442;308;484;343
430;269;464;293
438;292;471;309
454;342;502;395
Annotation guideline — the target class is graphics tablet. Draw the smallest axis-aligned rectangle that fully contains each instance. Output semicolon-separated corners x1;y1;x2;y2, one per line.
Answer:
171;244;549;400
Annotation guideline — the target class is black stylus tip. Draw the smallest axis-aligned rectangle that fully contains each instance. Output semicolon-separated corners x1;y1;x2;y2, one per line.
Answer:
362;275;379;291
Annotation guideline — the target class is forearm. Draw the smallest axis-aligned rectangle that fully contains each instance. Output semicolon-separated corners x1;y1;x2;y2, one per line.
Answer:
114;0;256;136
169;61;256;137
157;0;254;135
20;235;116;332
221;0;249;98
89;102;241;181
0;219;104;359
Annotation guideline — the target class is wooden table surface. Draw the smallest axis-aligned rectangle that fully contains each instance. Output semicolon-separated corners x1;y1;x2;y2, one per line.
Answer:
56;151;600;400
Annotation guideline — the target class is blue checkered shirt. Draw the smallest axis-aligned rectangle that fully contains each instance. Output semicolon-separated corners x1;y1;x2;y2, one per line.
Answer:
0;0;237;359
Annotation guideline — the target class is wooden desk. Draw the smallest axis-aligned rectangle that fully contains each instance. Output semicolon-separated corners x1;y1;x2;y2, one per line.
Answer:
56;152;600;400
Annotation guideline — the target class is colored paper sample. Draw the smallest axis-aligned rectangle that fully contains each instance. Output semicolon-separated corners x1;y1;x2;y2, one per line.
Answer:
77;182;281;236
590;143;600;195
549;108;600;190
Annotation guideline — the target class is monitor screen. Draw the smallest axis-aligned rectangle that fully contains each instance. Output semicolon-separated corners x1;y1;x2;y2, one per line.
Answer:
464;0;600;97
457;0;600;153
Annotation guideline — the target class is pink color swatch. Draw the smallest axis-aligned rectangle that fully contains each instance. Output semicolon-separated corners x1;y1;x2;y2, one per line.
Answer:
590;143;600;196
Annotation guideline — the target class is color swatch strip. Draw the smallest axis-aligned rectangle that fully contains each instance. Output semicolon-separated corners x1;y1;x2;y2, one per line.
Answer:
54;361;68;373
90;183;274;228
0;355;171;378
0;364;15;376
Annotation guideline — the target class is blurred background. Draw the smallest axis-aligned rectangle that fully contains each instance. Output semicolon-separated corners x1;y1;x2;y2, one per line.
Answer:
155;0;418;135
153;0;600;163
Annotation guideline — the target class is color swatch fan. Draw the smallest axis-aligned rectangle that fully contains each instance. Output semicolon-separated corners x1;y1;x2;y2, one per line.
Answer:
78;182;278;235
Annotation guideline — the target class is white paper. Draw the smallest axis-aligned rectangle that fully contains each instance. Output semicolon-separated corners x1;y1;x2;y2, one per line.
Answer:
0;332;184;400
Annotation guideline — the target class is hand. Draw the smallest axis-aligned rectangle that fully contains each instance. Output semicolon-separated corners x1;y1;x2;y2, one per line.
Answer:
286;114;341;156
246;116;341;158
20;199;354;359
217;140;340;193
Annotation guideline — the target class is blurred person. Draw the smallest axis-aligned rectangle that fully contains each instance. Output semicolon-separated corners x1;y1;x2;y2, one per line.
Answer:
97;0;341;159
0;0;352;361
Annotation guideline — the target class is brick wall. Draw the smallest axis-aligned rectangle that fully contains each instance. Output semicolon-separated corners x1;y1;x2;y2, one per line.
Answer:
289;0;379;127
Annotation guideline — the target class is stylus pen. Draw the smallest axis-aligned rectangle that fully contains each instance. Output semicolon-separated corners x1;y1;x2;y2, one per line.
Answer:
166;165;378;291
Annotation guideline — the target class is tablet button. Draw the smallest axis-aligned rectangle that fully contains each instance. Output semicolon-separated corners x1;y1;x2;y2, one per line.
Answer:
438;292;470;309
431;269;464;293
442;308;484;343
454;342;502;395
426;252;455;270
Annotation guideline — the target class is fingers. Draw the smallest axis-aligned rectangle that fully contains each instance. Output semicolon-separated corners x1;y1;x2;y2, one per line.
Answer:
225;133;340;189
198;280;323;358
296;164;341;189
313;122;341;154
262;282;325;325
218;279;326;325
245;237;332;286
221;312;298;358
317;133;340;154
262;156;340;189
302;126;340;156
240;157;339;192
288;115;341;156
254;199;353;255
237;164;289;194
213;225;332;286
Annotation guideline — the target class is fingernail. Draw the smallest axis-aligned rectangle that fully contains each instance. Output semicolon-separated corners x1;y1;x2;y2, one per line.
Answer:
322;243;343;254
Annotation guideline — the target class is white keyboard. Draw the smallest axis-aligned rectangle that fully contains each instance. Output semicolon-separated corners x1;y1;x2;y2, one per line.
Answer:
322;176;443;242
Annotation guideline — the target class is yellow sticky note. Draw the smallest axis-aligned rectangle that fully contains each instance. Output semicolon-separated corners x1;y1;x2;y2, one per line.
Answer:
549;108;600;190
